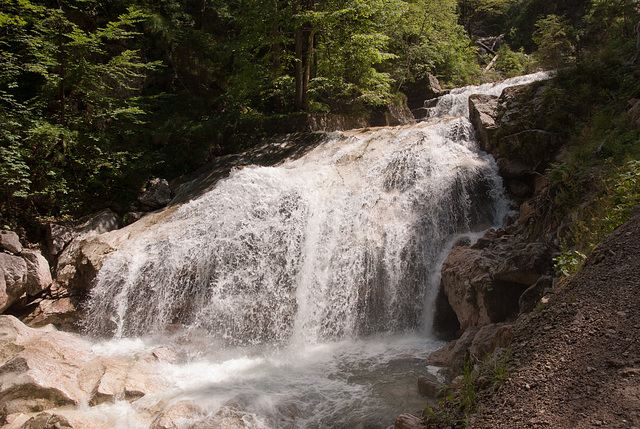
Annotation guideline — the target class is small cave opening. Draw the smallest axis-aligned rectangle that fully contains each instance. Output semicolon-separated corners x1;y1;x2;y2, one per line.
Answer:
431;285;460;341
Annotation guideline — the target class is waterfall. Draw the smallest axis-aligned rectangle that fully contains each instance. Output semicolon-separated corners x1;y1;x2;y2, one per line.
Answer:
78;72;553;429
84;73;553;345
84;123;500;342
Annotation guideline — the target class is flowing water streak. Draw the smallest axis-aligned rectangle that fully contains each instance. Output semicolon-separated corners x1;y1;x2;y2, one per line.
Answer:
81;72;553;428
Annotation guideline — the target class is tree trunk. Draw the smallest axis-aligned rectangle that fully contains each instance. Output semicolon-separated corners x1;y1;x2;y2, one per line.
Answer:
270;0;282;72
302;28;313;111
58;0;66;128
294;2;305;111
294;0;314;111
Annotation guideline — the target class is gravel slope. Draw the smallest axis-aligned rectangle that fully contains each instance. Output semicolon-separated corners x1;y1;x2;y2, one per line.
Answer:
472;206;640;428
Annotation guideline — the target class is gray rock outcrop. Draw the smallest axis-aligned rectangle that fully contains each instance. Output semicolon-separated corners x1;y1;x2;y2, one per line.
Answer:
469;79;560;202
440;229;552;331
0;232;22;255
0;232;52;314
0;254;28;313
137;178;173;211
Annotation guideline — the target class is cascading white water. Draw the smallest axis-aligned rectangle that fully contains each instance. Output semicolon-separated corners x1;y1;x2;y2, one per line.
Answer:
424;71;553;119
81;72;552;428
84;119;504;343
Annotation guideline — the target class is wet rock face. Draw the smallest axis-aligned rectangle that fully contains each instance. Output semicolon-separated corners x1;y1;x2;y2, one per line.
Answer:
469;79;560;202
440;229;552;332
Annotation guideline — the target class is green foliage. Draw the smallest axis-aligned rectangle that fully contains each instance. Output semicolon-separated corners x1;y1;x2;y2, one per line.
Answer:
458;0;519;36
3;0;638;239
553;249;587;277
387;0;480;88
563;160;640;255
0;0;159;230
547;162;589;212
532;14;577;68
506;0;590;52
493;44;536;77
582;0;637;47
423;351;510;427
315;0;399;107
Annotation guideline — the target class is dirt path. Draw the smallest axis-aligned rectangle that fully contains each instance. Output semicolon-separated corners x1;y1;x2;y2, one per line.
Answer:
472;206;640;428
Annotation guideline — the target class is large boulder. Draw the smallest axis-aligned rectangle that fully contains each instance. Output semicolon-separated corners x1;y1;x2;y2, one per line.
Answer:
428;323;513;368
90;355;167;405
0;328;94;415
0;232;22;255
20;297;79;330
0;229;54;316
429;326;480;368
404;74;446;110
45;223;75;261
380;95;416;126
48;209;120;262
440;229;552;331
54;209;121;297
20;250;52;297
137;178;172;211
468;94;500;152
0;254;28;313
0;316;55;367
394;413;425;429
417;373;444;398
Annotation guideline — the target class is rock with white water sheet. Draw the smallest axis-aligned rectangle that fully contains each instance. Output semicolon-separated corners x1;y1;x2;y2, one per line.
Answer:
0;315;169;417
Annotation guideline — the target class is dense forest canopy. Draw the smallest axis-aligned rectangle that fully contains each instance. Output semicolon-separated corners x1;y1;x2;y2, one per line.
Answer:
1;0;639;243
